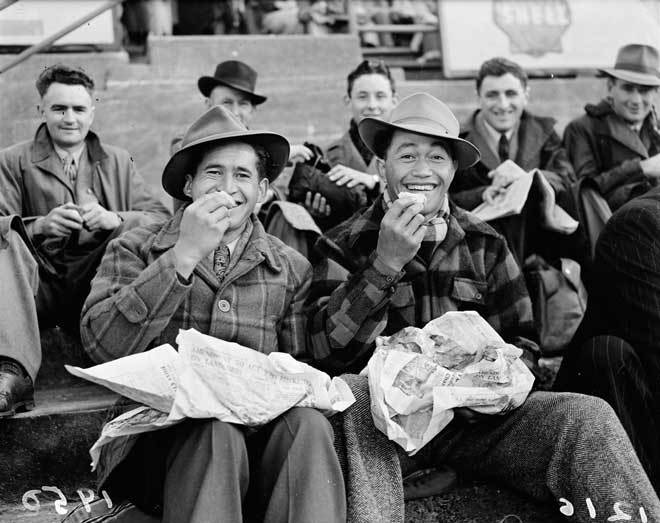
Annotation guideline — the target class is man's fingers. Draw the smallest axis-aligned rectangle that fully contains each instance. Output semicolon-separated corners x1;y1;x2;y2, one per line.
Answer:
56;208;84;223
55;216;83;230
312;192;323;211
194;191;236;212
304;191;313;208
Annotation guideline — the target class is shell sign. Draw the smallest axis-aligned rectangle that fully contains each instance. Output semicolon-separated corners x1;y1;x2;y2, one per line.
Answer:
439;0;660;77
493;0;571;57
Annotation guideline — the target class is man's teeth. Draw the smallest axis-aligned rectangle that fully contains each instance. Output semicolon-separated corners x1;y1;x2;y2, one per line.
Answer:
405;185;435;191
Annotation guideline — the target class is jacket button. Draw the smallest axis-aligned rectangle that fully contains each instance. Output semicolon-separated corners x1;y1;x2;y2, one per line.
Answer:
217;300;231;313
474;292;482;300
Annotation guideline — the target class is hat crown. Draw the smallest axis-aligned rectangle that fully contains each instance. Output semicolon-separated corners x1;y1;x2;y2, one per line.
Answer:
181;104;246;150
389;92;460;138
613;44;660;76
213;60;258;91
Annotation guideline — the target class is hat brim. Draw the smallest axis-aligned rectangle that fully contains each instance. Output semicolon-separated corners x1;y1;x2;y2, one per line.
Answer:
197;76;268;105
162;130;289;201
358;118;481;170
598;68;660;86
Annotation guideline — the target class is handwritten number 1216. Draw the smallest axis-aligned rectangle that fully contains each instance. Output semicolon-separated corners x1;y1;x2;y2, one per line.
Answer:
559;498;647;521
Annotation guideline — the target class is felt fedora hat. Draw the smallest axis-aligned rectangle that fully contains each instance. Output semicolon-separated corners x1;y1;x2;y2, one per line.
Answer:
162;105;289;201
358;92;480;170
197;60;268;104
599;43;660;86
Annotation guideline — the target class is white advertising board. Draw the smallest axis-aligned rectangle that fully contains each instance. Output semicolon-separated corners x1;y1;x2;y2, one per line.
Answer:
0;0;117;46
440;0;660;76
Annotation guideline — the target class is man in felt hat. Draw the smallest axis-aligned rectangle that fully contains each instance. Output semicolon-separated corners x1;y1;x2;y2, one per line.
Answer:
564;43;660;211
173;60;311;160
80;105;346;522
0;64;170;417
305;92;660;519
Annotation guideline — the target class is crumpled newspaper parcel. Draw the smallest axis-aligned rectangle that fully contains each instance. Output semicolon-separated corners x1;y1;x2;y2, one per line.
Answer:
367;311;535;455
66;328;355;468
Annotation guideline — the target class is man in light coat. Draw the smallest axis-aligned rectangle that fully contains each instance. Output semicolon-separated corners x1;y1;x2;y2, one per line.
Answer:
0;64;170;416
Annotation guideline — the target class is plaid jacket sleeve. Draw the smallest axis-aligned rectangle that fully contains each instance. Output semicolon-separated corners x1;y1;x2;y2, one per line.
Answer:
80;227;192;363
306;247;404;374
278;260;314;364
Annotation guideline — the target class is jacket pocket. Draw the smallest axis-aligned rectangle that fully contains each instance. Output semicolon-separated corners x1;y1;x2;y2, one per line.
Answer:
451;277;487;305
116;287;148;323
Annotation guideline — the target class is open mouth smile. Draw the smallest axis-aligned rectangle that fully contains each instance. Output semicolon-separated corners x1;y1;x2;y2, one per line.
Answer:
403;184;437;192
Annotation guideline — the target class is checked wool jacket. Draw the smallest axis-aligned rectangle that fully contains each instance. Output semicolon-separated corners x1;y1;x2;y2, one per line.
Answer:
305;196;538;376
81;210;312;365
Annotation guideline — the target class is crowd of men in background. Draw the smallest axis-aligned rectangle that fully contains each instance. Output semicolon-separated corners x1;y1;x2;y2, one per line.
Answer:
2;41;660;522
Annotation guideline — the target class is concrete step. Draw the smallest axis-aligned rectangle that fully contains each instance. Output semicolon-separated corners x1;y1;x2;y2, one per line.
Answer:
0;383;117;504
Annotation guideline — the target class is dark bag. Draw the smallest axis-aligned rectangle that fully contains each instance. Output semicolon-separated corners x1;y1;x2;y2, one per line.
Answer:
288;142;367;231
523;255;588;356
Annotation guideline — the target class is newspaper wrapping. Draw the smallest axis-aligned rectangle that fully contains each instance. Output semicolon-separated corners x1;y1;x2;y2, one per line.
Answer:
67;329;355;469
367;311;535;455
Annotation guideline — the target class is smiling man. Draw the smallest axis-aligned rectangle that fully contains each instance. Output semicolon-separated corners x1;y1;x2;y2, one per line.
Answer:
563;43;660;212
449;57;575;263
0;64;169;417
79;105;346;523
305;92;660;522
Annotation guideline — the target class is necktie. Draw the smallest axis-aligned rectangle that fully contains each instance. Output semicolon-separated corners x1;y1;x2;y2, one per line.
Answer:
213;244;230;281
63;153;77;184
498;133;509;163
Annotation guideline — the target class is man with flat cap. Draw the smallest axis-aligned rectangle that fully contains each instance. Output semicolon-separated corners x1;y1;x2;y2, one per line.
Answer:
80;105;346;522
564;43;660;212
305;92;660;520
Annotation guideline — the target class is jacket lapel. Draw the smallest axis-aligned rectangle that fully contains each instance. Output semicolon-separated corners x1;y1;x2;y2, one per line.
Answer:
462;113;500;171
515;112;549;170
343;132;370;173
31;124;73;196
604;113;650;158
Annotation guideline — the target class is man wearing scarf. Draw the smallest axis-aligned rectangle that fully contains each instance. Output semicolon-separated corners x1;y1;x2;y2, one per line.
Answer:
305;92;660;521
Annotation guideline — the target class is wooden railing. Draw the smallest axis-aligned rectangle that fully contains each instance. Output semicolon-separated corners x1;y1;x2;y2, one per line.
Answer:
0;0;122;75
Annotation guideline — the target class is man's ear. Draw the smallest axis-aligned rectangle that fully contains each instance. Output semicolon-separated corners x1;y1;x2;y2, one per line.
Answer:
183;175;194;198
257;177;269;203
375;157;386;180
343;93;351;108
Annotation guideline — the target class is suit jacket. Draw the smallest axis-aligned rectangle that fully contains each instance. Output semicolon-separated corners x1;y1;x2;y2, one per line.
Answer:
450;110;575;211
563;99;660;211
0;124;170;239
577;187;660;365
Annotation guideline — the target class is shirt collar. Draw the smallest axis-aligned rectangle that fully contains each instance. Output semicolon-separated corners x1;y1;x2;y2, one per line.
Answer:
478;111;517;143
53;142;86;166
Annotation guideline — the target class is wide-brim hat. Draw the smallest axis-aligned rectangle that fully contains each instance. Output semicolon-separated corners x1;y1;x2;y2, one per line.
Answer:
198;60;268;105
358;92;480;170
162;105;289;201
598;43;660;86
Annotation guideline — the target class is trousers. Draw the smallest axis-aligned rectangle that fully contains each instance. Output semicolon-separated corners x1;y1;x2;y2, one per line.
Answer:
0;221;119;381
555;335;660;493
405;391;660;522
106;407;347;523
